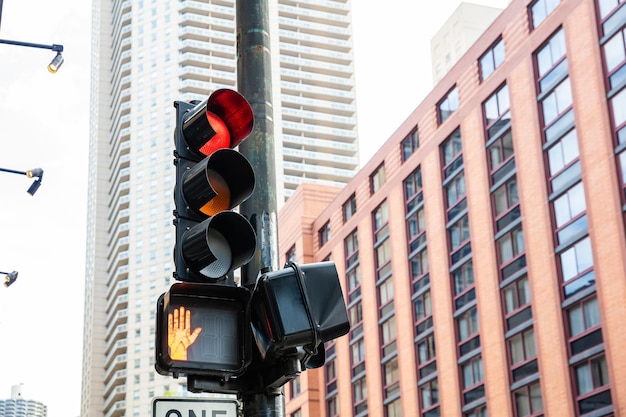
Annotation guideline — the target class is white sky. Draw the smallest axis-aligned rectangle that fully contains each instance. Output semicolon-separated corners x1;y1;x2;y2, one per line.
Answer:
0;1;507;416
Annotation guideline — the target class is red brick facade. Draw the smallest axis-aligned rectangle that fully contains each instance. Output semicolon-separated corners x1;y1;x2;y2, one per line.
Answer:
278;0;626;415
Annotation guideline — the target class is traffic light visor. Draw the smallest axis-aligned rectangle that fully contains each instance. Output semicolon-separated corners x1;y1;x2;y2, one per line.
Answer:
180;211;256;280
181;149;255;217
253;262;350;351
182;89;254;157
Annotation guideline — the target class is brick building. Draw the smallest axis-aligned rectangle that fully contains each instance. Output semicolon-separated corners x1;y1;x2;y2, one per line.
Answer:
278;0;626;416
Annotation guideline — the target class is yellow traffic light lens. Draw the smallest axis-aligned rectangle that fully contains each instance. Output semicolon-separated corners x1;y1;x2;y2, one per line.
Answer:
199;169;231;216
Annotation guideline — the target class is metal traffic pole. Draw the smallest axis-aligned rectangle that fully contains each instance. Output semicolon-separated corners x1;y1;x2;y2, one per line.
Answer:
236;0;283;416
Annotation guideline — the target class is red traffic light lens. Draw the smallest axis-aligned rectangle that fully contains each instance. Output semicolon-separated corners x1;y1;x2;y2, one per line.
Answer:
182;89;254;158
198;111;230;157
206;89;254;148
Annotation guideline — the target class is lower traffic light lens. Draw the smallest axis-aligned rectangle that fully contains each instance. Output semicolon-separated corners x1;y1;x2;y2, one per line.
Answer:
181;211;256;280
201;227;232;278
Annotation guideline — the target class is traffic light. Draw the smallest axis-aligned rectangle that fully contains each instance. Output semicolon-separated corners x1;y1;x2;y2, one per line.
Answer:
155;282;251;378
156;88;257;380
172;89;256;282
3;271;18;287
250;261;350;370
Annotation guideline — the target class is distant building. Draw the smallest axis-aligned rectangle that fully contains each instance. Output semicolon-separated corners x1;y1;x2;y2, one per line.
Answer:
0;385;47;417
281;0;626;415
81;1;359;417
431;2;505;84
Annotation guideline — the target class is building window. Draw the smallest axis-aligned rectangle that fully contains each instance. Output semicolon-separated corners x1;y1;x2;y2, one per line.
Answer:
480;38;505;81
603;26;626;90
373;200;390;242
405;167;424;213
346;267;361;305
574;354;612;414
380;316;397;357
410;248;430;289
461;355;484;404
536;29;567;92
452;261;475;310
445;172;466;211
449;215;471;253
553;181;587;245
617;139;626;202
541;78;573;126
419;379;440;411
386;397;402;417
371;163;386;194
375;240;392;279
442;129;463;171
598;0;626;19
289;376;301;398
502;275;533;331
457;307;480;350
567;296;603;356
414;289;434;337
290;409;301;417
546;129;580;193
530;0;560;29
379;277;394;318
353;376;368;415
343;193;357;222
559;236;594;284
349;301;363;328
349;340;366;380
325;356;337;393
414;289;432;323
407;206;427;253
611;83;626;128
345;229;359;269
401;128;419;161
464;405;487;417
508;327;539;382
438;86;459;124
492;176;520;232
286;245;296;263
417;333;436;365
513;382;543;416
326;396;338;417
487;129;515;183
318;221;331;247
484;84;511;139
382;357;400;399
417;333;437;380
496;226;525;266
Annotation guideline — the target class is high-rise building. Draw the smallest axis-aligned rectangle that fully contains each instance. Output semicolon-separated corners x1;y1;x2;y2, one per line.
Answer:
81;1;357;417
279;0;626;415
430;2;505;84
0;385;47;417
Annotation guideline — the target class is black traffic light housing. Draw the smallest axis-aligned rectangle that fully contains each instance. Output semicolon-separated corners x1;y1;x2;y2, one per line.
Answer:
172;89;257;282
155;282;252;379
250;261;350;370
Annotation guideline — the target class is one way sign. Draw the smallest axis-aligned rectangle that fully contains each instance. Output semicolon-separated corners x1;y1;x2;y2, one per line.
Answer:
152;397;238;417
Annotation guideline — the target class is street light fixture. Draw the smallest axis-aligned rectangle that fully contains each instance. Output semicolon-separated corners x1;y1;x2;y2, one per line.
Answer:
0;166;44;195
47;51;64;73
1;270;18;287
0;38;64;73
